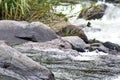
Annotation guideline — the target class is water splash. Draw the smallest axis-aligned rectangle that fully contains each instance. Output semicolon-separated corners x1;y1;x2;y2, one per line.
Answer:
70;50;108;61
68;1;120;45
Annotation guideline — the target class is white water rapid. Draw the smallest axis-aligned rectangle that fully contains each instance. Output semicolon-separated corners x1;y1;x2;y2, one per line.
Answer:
55;1;120;45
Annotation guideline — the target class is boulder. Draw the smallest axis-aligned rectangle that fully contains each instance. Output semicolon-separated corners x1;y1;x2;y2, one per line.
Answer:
78;4;107;20
0;20;58;45
103;41;120;54
62;36;88;52
56;25;89;43
0;43;55;80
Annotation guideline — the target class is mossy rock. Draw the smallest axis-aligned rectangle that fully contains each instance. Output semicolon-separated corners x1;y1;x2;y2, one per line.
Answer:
56;25;89;43
78;4;107;20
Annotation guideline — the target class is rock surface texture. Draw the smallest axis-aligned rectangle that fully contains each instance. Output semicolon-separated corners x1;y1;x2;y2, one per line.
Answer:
0;43;55;80
62;36;88;52
0;20;58;45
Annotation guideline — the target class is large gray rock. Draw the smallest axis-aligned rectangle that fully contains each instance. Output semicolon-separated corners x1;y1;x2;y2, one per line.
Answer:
0;20;58;45
0;43;55;80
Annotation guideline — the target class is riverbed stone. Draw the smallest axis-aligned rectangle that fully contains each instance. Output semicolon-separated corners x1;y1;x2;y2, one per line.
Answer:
78;4;107;20
0;20;58;45
0;44;55;80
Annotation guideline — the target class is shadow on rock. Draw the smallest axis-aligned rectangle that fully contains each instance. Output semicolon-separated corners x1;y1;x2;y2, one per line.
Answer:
0;20;58;45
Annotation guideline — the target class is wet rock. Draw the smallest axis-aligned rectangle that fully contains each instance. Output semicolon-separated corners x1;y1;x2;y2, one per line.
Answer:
0;44;55;80
78;4;107;20
88;43;109;53
87;41;120;54
14;44;80;61
103;41;120;54
62;36;89;52
14;38;80;61
56;25;89;43
0;20;58;45
13;36;94;56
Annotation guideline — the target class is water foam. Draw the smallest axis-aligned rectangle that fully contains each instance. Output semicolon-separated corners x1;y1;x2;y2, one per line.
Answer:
70;1;120;45
70;50;108;61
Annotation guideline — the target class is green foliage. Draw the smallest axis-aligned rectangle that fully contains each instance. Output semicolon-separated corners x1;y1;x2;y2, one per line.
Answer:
1;0;29;20
0;0;69;22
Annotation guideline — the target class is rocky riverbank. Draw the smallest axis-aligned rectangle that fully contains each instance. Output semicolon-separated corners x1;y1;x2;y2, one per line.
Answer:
0;20;120;80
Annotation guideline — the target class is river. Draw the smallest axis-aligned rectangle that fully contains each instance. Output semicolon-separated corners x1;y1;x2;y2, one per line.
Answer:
30;0;120;80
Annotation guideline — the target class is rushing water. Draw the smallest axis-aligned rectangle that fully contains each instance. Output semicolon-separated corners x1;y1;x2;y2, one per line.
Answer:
55;1;120;45
29;1;120;80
